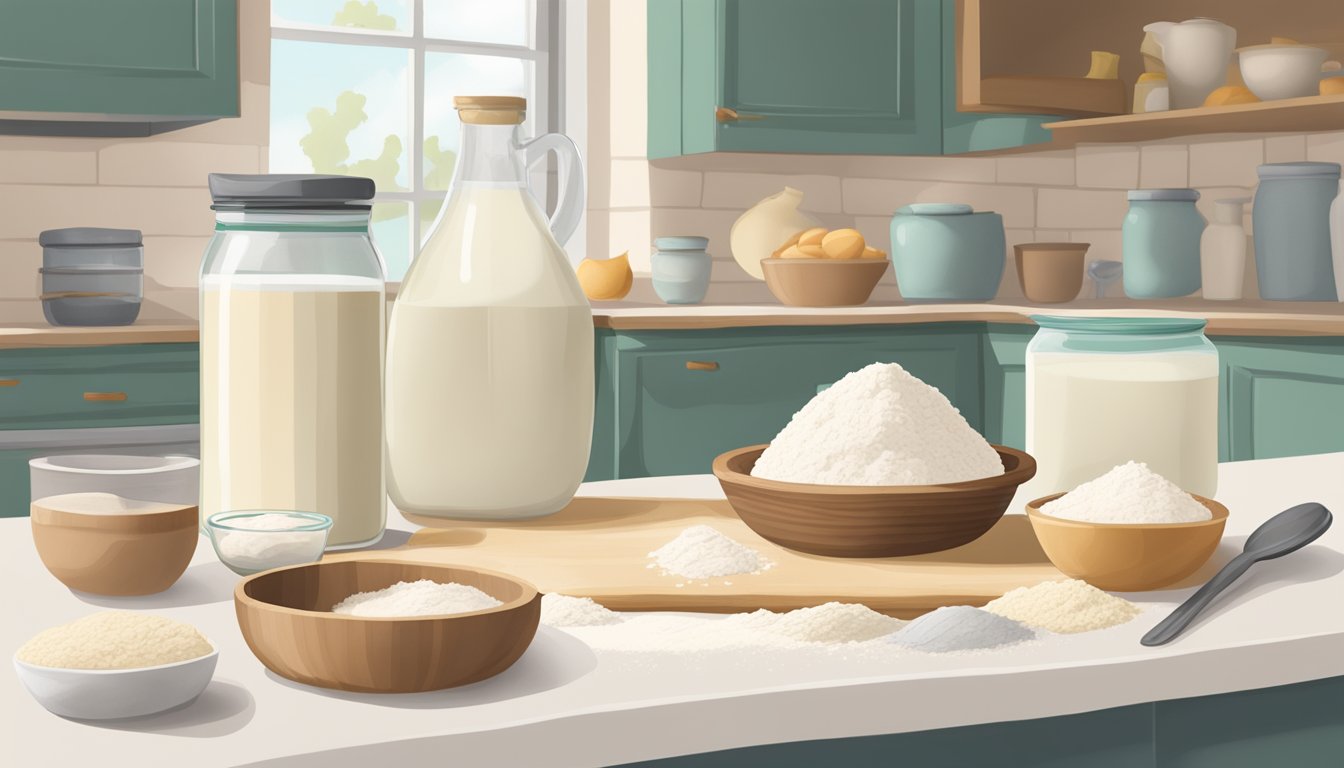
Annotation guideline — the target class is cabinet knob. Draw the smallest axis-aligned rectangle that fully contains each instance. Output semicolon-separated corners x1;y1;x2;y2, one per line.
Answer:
0;379;17;387
84;392;128;402
715;106;765;123
686;361;720;371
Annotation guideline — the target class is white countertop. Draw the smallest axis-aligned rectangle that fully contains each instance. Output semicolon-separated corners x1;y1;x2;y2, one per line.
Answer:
6;454;1344;767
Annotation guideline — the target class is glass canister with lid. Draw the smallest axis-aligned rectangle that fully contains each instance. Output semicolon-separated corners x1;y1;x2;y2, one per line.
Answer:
1024;316;1219;500
199;174;387;549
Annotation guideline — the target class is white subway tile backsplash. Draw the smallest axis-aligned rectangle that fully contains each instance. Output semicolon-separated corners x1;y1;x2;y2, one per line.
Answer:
0;185;215;239
1189;139;1263;187
996;150;1075;186
702;173;843;213
100;141;259;187
1139;145;1189;189
1034;229;1070;242
650;207;741;257
1068;229;1123;266
1264;135;1307;164
1076;145;1139;189
1306;132;1344;165
608;159;651;208
0;240;41;300
648;165;703;207
1037;188;1127;229
843;179;1034;228
852;216;892;255
608;209;653;272
143;236;212;289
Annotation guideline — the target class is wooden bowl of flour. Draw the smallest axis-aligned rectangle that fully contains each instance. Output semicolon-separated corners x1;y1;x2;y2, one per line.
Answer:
235;559;540;693
712;444;1036;557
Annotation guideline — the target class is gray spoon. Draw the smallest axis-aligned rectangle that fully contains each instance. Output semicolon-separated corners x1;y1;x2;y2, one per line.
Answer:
1141;502;1333;647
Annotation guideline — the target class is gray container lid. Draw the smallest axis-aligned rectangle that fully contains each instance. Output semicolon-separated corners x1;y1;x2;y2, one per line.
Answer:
38;227;142;247
208;174;376;210
1128;189;1199;202
1257;162;1342;179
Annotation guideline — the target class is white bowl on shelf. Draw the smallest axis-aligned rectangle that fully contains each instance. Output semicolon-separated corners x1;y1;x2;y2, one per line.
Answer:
1238;44;1330;100
13;645;218;720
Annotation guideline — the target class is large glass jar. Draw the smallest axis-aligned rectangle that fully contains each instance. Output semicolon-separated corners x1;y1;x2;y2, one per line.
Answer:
200;174;386;549
385;96;592;520
1024;316;1219;499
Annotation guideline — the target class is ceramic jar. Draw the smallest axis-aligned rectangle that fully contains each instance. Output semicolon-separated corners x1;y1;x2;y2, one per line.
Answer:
651;236;712;304
1122;189;1205;299
1253;162;1341;301
889;203;1005;301
1332;179;1344;302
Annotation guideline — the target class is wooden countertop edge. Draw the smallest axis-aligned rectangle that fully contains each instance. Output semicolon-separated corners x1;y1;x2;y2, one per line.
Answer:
0;325;199;348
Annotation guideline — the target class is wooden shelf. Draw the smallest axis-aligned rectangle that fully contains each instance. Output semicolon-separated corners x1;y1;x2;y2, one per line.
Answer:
971;76;1128;117
1044;94;1344;145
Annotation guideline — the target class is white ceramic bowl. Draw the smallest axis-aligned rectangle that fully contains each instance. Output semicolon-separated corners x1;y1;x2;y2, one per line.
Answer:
1239;44;1330;100
205;511;332;576
13;646;218;720
30;454;199;507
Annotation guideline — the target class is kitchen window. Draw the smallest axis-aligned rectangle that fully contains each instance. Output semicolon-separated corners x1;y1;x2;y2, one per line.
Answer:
269;0;562;280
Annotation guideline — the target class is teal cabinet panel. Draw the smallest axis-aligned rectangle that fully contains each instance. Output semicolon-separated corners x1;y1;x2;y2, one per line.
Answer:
0;0;239;119
648;0;943;157
981;324;1032;449
586;330;619;482
612;325;981;478
1216;338;1344;461
0;344;199;430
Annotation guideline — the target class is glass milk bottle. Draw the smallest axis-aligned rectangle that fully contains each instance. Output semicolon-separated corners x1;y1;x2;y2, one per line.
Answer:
385;96;592;519
200;174;386;548
1024;317;1219;499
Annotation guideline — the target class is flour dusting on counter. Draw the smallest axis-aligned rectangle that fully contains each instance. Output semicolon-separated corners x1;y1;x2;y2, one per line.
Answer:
649;525;773;579
891;606;1034;652
985;580;1140;633
541;594;622;627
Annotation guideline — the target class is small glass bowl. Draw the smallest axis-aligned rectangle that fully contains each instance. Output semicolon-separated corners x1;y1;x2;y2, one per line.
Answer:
204;511;332;576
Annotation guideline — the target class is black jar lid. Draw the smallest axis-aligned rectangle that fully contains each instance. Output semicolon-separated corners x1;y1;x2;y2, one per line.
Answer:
39;228;143;247
208;174;376;211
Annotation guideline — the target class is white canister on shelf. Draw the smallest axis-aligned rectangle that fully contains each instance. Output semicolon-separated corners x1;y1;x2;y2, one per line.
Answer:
1332;179;1344;301
1200;197;1251;300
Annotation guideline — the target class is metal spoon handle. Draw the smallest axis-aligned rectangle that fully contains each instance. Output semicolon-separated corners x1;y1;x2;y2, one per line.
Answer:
1141;554;1255;646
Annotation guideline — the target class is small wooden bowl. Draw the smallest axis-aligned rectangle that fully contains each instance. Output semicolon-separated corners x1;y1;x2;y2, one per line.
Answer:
30;493;198;596
1026;493;1228;591
760;258;889;307
235;559;540;693
712;445;1036;557
1014;242;1089;303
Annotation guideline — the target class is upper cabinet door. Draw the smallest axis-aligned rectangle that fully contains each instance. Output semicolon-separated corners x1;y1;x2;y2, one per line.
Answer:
0;0;239;121
649;0;943;157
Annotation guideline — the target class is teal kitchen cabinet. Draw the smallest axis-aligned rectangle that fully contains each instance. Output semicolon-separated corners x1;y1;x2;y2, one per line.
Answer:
648;0;1052;158
595;324;982;479
980;324;1032;450
0;0;238;128
1217;337;1344;462
648;0;944;158
0;344;200;517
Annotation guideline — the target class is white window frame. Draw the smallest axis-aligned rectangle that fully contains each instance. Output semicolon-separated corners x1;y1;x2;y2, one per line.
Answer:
270;0;568;269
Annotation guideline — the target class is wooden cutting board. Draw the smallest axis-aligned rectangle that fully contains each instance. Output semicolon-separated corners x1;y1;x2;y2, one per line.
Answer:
336;497;1069;619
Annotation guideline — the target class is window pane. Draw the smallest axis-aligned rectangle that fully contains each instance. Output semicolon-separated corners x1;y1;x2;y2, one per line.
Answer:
270;40;410;193
423;0;532;46
273;0;411;34
372;202;412;280
422;53;533;190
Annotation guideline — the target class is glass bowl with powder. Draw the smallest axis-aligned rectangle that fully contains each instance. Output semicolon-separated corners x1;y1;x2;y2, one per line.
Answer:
205;511;332;575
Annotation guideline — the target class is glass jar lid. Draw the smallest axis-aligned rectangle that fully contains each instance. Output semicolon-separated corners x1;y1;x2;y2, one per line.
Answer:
1127;189;1199;202
1031;316;1208;335
208;174;375;211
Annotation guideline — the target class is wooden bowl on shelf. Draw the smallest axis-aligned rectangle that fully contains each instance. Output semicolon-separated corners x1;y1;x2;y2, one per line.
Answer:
1026;493;1228;591
30;493;198;596
712;445;1036;557
234;559;540;693
760;258;889;307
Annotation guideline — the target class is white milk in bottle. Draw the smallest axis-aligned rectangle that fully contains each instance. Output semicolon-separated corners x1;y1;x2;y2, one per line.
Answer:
385;96;592;519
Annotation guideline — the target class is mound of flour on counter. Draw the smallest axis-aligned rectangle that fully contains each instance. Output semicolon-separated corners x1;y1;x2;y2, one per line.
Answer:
752;602;905;643
541;594;623;627
751;362;1004;485
985;579;1140;634
1041;461;1212;523
891;606;1034;652
649;525;773;579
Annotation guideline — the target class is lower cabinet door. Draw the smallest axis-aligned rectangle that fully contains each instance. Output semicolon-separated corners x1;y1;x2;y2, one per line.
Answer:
614;326;982;478
1218;338;1344;461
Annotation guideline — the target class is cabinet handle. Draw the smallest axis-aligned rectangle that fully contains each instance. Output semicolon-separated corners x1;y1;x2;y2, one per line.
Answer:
686;361;719;371
84;391;128;402
715;106;766;123
0;379;17;387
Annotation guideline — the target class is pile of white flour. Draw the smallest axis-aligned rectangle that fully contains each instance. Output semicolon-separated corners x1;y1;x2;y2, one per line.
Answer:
985;579;1140;634
1041;461;1212;524
891;606;1034;652
751;362;1004;485
541;594;622;627
332;579;501;617
648;525;773;579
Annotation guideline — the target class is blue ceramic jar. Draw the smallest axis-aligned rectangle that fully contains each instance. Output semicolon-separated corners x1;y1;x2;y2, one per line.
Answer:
889;203;1005;301
1253;162;1342;301
1122;189;1205;299
651;236;712;304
